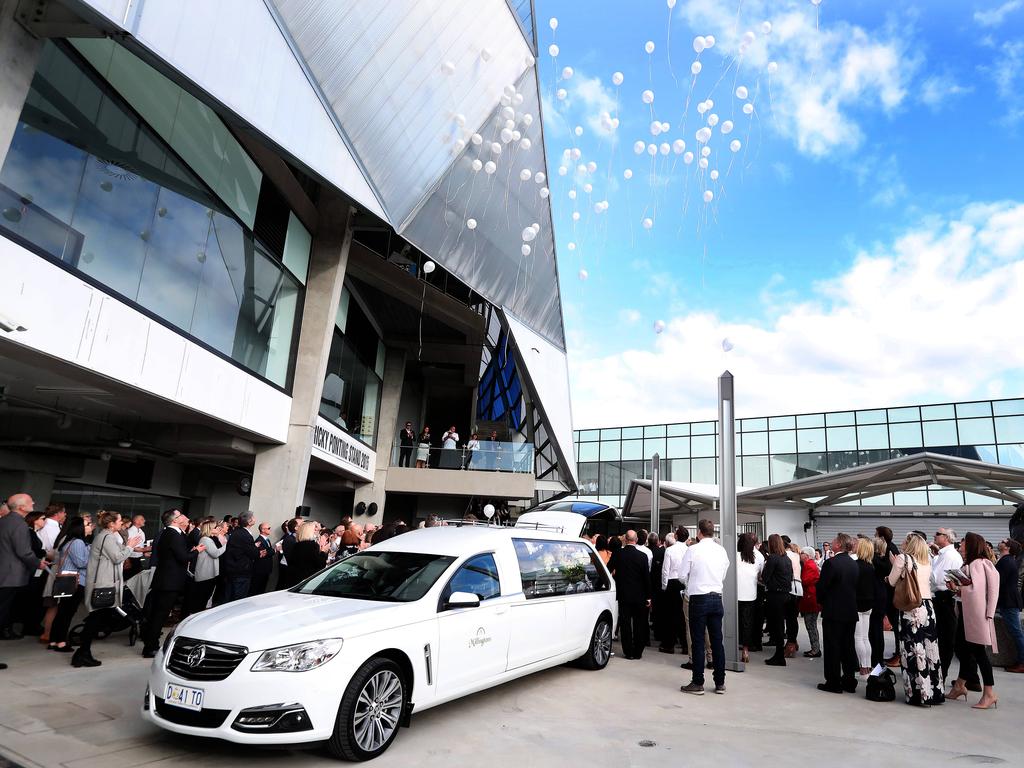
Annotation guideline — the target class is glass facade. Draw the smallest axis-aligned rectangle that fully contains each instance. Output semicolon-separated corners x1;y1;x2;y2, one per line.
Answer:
573;397;1024;508
0;42;306;388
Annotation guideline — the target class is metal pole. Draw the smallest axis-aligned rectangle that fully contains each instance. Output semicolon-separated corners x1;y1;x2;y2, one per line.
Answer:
650;452;661;535
718;371;743;671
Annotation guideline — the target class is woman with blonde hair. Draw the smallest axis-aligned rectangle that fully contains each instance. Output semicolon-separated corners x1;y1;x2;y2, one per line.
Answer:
887;533;942;706
182;520;226;617
853;537;876;675
288;521;328;584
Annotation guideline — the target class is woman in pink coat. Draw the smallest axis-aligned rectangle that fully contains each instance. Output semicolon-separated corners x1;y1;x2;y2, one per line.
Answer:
946;532;1000;710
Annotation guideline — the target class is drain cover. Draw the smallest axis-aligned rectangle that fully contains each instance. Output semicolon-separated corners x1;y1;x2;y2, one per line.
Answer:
638;740;657;748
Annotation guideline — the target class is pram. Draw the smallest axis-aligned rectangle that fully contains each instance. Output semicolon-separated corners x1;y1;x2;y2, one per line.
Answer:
68;586;144;647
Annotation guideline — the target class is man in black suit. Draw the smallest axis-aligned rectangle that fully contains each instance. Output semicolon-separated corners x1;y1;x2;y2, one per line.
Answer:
816;532;860;693
221;511;264;602
277;518;298;590
143;509;203;657
250;522;274;597
609;530;652;660
398;422;416;467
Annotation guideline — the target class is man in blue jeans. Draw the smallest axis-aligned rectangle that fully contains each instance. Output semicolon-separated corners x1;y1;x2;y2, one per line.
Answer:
995;539;1024;673
679;519;731;695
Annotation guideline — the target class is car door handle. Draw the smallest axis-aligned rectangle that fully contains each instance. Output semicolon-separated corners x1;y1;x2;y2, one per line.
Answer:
495;605;509;615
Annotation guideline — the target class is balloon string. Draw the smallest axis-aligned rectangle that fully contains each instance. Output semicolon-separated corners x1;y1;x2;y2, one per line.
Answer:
418;281;425;361
666;6;679;89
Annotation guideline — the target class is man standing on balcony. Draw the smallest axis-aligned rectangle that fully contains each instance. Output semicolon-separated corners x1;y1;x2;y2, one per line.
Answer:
398;422;416;467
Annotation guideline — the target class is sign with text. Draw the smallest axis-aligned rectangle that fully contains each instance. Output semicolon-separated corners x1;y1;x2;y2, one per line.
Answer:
310;417;376;482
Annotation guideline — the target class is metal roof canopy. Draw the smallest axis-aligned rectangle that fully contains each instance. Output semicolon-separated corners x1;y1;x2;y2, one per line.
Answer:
624;452;1024;518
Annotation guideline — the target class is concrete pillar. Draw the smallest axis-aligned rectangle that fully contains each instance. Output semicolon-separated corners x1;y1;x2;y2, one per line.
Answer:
353;347;406;523
0;1;41;169
249;196;356;519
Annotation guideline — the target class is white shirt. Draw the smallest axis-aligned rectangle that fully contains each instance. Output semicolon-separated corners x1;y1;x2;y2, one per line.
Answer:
442;432;459;449
467;439;480;451
679;537;730;597
737;548;765;602
125;524;145;557
635;544;653;566
931;544;964;592
38;517;61;552
661;541;689;591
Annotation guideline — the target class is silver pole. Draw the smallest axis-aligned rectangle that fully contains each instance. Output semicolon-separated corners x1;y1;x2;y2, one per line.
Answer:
650;452;661;535
718;371;743;671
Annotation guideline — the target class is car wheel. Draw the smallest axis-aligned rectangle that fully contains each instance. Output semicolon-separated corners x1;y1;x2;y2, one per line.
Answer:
578;615;613;670
327;657;406;761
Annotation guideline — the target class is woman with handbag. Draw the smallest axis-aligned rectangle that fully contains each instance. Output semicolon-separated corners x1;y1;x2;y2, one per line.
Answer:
783;539;802;657
854;537;877;675
47;516;93;652
182;520;226;618
946;532;1000;709
762;534;794;666
71;511;142;668
886;533;942;707
798;546;822;659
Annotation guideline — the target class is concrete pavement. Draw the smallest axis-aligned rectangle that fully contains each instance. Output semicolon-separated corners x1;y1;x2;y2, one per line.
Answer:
0;632;1015;768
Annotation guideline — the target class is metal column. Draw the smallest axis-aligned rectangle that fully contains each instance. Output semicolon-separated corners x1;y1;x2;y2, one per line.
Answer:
650;452;660;535
718;371;743;671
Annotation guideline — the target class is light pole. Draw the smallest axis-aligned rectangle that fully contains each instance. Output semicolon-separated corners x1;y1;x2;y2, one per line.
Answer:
650;452;660;535
718;371;743;671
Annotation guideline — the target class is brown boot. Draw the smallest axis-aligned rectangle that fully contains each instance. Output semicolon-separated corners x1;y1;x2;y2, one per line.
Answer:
1005;663;1024;673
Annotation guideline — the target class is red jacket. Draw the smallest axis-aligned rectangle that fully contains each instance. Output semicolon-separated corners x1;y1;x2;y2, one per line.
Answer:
798;558;821;613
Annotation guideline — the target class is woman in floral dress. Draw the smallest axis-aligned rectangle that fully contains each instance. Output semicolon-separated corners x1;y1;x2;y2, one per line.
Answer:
886;533;944;706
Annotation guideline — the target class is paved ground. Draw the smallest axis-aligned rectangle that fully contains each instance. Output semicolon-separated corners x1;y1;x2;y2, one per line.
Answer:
0;628;1016;768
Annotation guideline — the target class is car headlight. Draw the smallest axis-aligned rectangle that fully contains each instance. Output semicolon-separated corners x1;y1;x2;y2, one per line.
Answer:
251;639;344;672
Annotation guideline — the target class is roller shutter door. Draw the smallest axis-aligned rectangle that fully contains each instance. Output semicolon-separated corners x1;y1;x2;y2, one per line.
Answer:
813;513;1012;547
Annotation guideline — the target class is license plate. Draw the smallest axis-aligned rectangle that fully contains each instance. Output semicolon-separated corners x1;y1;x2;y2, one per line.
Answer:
164;682;204;712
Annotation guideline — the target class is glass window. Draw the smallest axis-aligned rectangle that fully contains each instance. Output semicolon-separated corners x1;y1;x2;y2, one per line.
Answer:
691;458;716;484
893;490;928;505
444;554;501;603
825;411;856;426
282;212;311;284
741;418;767;432
621;426;643;439
856;409;887;425
666;436;689;458
797;453;827;474
668;459;689;483
667;423;689;436
599;441;621;461
513;539;610;598
963;492;995;506
888;407;920;423
769;415;795;430
957;418;994;445
956;401;991;418
998;444;1024;468
578;443;599;462
577;462;599;494
889;422;922;449
643;437;666;458
769;454;798;484
857;425;889;450
643;424;666;438
859;449;893;466
769;430;796;454
928;490;965;506
692;421;716;435
974;445;998;463
922;420;958;446
691;435;716;457
826;426;857;451
797;428;825;453
995;416;1024;443
796;413;825;428
861;493;894;506
741;431;768;454
599;462;622;495
827;451;859;472
620;439;643;460
920;404;955;420
742;456;769;487
994;399;1024;416
297;552;455;601
620;460;644;492
579;429;599;441
600;428;621;440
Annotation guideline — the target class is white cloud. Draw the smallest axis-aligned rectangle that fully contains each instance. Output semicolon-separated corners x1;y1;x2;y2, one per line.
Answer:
974;1;1022;27
568;201;1024;426
571;74;618;138
618;308;642;325
919;75;973;110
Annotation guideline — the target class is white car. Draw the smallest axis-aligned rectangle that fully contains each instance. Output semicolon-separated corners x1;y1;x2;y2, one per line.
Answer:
143;524;617;761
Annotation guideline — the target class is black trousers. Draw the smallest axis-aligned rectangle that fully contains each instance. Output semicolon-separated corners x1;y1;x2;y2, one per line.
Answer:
618;600;649;658
249;572;270;598
784;594;799;644
765;591;788;658
182;579;217;619
78;607;121;655
398;446;413;467
955;607;994;686
822;618;858;689
13;573;46;632
659;580;686;651
869;589;887;667
933;591;957;679
0;586;20;636
885;584;900;654
143;588;180;653
50;586;84;645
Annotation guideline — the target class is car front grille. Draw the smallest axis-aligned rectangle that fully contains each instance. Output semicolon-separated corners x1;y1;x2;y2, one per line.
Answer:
167;636;248;682
154;698;230;728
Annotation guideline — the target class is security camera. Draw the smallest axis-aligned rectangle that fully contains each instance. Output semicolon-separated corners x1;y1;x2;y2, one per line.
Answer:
0;311;27;333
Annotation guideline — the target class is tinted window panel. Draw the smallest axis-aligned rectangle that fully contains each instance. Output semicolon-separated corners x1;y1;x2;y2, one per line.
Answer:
513;539;610;598
445;554;500;602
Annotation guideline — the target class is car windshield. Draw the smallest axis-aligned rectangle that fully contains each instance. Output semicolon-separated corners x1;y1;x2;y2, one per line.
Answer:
294;551;456;602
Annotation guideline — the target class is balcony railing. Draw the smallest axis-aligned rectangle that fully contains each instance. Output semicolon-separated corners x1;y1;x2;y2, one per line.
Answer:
391;442;533;473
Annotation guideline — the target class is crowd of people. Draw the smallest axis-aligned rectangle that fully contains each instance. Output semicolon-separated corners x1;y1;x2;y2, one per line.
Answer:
595;521;1024;705
397;421;510;471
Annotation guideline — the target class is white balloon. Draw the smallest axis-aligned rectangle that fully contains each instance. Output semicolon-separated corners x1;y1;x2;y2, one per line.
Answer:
623;168;633;179
574;125;584;136
576;164;587;174
593;202;602;213
523;113;534;126
491;142;502;154
645;40;655;54
484;160;497;174
693;36;706;53
539;187;550;198
703;190;714;203
647;143;658;156
568;242;577;250
586;161;597;173
500;94;512;107
568;189;577;199
535;172;546;183
683;151;694;164
423;260;436;273
672;139;686;154
762;21;773;34
721;120;734;135
519;168;532;181
522;227;537;242
521;244;531;256
743;30;756;45
659;142;670;155
708;113;719;127
667;0;676;7
578;268;588;281
722;338;734;352
767;61;779;75
612;71;624;85
691;61;702;75
705;35;716;48
583;182;593;193
698;157;709;169
642;217;654;229
697;101;709;114
642;89;655;104
743;102;754;115
481;47;493;62
525;54;535;66
512;130;521;141
572;211;580;221
811;0;822;5
471;158;483;172
650;121;662;136
454;113;466;127
730;139;742;152
549;44;559;57
442;61;455;76
634;140;646;154
654;320;666;334
562;66;574;79
504;119;516;130
661;121;670;132
466;218;477;229
570;147;582;160
549;16;558;29
556;88;568;100
500;128;514;143
736;85;749;100
706;99;714;108
696;126;712;143
558;165;568;176
520;137;532;150
471;133;483;146
710;169;719;180
701;146;711;157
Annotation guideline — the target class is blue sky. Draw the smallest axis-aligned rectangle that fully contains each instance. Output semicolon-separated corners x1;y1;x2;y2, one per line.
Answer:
534;0;1024;427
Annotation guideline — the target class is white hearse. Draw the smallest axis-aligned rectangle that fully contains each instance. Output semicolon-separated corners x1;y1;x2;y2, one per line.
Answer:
143;524;616;761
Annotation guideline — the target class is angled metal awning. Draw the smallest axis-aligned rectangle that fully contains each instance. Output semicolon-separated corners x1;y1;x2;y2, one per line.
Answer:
623;480;720;517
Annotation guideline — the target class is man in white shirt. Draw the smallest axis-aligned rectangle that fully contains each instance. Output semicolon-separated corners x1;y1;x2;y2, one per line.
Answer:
679;519;731;696
37;504;66;555
931;527;963;680
124;514;150;578
658;527;689;654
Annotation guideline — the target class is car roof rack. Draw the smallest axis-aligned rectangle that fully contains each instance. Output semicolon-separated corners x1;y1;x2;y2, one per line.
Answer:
510;521;567;534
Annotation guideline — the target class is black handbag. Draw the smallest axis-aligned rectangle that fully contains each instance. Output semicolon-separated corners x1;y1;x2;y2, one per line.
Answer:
91;586;116;609
51;546;79;600
865;668;897;702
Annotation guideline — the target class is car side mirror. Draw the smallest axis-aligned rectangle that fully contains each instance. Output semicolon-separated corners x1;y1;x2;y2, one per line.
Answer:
446;591;480;609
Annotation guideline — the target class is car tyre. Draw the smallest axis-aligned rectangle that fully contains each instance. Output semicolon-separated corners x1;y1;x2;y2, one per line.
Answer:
577;615;613;670
328;657;407;761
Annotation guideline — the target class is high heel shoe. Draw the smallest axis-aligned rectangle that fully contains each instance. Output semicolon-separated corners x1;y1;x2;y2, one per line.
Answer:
741;650;750;663
946;683;968;701
972;697;998;710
